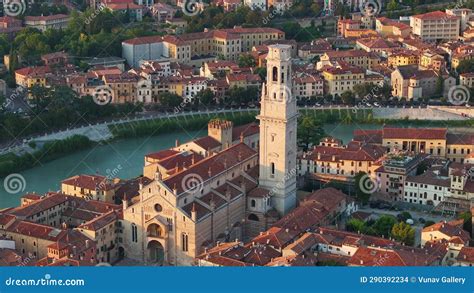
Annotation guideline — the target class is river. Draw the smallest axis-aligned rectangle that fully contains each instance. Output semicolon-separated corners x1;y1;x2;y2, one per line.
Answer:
0;122;448;208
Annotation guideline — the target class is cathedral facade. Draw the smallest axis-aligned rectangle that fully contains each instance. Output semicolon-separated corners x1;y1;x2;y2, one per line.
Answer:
121;44;297;266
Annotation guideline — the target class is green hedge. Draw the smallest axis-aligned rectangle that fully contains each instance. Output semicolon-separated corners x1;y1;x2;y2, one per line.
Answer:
0;135;94;178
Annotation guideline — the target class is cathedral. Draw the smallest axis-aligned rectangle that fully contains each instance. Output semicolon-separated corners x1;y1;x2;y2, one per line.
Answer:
121;44;298;266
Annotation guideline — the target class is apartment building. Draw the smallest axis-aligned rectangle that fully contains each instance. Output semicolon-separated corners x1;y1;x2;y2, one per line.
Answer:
298;140;386;184
321;65;384;97
375;17;411;38
0;192;124;265
122;27;284;67
410;11;460;41
460;72;474;87
24;14;70;32
318;50;381;70
293;74;324;99
375;154;427;202
387;49;419;68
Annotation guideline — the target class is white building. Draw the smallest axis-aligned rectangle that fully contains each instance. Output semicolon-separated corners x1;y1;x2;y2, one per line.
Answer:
244;0;266;11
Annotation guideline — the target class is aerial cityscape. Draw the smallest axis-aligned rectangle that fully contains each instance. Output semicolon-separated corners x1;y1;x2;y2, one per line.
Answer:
0;0;473;273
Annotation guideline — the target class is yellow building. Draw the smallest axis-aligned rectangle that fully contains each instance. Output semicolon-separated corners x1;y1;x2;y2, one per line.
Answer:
375;17;412;38
452;52;474;70
14;66;51;88
318;50;380;70
387;50;419;68
321;66;365;97
103;72;139;104
61;174;121;203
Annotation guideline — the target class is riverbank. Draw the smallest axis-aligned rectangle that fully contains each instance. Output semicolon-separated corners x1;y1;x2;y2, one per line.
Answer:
109;111;259;138
1;108;473;179
0;135;95;178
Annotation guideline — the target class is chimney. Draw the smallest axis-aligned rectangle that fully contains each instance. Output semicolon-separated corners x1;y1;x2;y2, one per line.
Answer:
240;132;244;143
238;152;242;161
175;139;179;147
191;154;196;165
122;199;128;210
173;184;178;194
191;203;197;222
208;167;212;177
86;240;90;249
61;222;67;229
317;153;321;160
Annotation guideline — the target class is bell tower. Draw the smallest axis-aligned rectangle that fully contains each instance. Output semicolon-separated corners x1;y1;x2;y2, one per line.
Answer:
257;44;297;216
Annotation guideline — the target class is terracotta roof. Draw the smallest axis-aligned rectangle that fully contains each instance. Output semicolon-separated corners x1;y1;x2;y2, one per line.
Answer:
8;193;69;218
231;122;259;141
305;142;386;162
422;220;470;243
412;11;458;21
251;227;298;249
457;247;474;264
193;136;221;150
62;174;117;192
382;126;447;140
406;171;451;188
446;133;474;145
146;149;179;161
25;14;69;22
163;143;257;195
78;210;121;231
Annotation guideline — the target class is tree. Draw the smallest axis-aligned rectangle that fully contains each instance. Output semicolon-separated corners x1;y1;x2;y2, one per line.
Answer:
456;59;474;74
254;67;267;81
354;171;372;204
238;54;256;68
391;222;415;246
297;115;325;150
459;211;472;236
397;211;412;222
373;215;397;238
158;92;183;109
340;90;355;105
434;75;444;98
195;88;215;106
346;218;366;233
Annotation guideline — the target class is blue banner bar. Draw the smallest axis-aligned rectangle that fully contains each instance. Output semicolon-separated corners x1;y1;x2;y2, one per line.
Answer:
0;267;472;293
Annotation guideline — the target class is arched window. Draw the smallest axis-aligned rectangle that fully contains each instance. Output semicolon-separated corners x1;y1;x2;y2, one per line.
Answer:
131;223;138;243
248;214;259;222
272;66;278;82
181;233;188;252
251;199;256;208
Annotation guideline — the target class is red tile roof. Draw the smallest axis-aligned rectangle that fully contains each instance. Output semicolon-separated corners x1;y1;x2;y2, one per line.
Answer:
382;127;447;140
422;220;470;243
62;174;117;192
412;11;458;21
457;247;474;264
163;143;257;195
